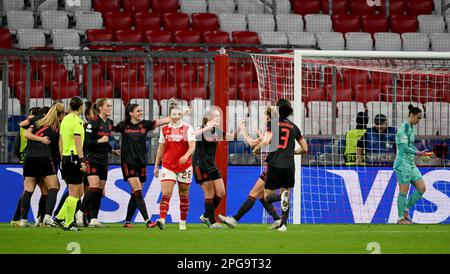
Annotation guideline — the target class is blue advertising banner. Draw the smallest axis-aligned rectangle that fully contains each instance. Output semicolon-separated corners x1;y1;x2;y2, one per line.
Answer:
0;165;449;224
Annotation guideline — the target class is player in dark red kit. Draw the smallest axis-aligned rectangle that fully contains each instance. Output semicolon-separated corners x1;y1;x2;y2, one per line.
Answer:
193;107;238;229
154;100;196;231
252;99;308;232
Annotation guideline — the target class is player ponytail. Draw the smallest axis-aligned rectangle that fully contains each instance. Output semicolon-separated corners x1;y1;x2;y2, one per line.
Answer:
36;101;65;130
84;100;98;119
408;104;422;116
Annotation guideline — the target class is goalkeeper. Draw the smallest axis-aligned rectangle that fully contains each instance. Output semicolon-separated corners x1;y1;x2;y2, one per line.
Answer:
394;104;434;224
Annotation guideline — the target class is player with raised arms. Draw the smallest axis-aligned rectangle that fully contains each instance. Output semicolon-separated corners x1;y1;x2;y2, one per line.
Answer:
395;104;434;224
154;99;196;231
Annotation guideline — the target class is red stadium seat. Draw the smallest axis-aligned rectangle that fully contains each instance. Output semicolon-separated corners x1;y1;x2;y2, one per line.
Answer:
123;0;151;15
75;64;103;84
342;68;370;88
332;15;360;34
114;30;143;43
229;63;256;87
380;0;405;15
168;64;196;84
163;13;190;31
86;29;114;43
349;0;377;15
0;28;12;48
321;0;349;15
134;12;161;31
51;80;80;100
138;63;168;82
153;82;179;100
7;64;33;89
371;72;394;86
38;63;68;89
412;86;441;104
15;80;44;105
228;85;238;100
192;13;219;32
143;30;172;43
361;15;388;35
103;12;133;30
121;81;149;104
173;30;201;43
406;0;433;16
108;64;138;87
390;15;418;34
326;85;353;101
98;57;127;75
444;89;450;103
151;0;179;14
202;31;230;44
232;31;260;53
89;81;114;102
383;85;412;102
303;86;324;104
238;83;260;103
355;84;382;103
179;83;208;101
93;0;120;13
291;0;321;16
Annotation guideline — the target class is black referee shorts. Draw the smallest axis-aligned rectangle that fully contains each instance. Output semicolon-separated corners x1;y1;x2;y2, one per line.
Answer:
121;161;147;183
193;165;222;184
23;157;57;179
263;164;295;191
85;160;109;181
61;156;85;185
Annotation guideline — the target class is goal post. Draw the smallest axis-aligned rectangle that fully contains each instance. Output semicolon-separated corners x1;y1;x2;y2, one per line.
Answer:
251;50;450;224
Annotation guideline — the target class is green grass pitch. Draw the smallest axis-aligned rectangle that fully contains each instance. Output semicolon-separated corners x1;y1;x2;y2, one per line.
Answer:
1;223;449;254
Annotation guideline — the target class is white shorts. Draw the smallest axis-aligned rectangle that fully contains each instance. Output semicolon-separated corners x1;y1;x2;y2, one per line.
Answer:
161;166;193;184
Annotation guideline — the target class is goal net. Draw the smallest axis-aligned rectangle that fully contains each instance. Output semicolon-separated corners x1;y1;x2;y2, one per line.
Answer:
250;50;450;224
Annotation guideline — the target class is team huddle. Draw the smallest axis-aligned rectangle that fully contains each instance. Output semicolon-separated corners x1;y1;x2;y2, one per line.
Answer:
11;97;307;232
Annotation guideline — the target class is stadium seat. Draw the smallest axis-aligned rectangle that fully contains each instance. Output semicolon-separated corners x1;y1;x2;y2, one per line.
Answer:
115;30;144;43
332;15;360;34
137;63;167;82
304;14;332;33
65;0;92;17
316;32;345;50
134;12;161;31
123;0;151;15
154;83;179;101
173;30;202;43
275;14;303;33
326;85;353;101
258;32;288;47
218;14;247;34
287;32;316;47
345;32;373;51
52;29;81;49
303;85;324;104
74;11;103;34
291;0;321;16
151;0;179;13
236;0;265;14
2;0;24;17
232;31;260;44
371;72;393;86
412;86;441;104
418;15;446;34
379;0;406;16
7;63;33;89
167;63;197;84
108;64;138;87
202;31;230;49
143;30;173;50
86;29;114;49
41;11;69;35
374;32;402;51
179;82;209;101
121;82;149;104
341;68;370;88
0;28;12;48
192;13;219;32
390;15;418;34
92;0;120;13
264;0;291;14
75;63;103;85
247;14;276;32
7;11;34;35
238;83;260;103
361;15;388;35
321;0;348;15
180;0;207;14
401;33;430;51
38;63;69;89
208;0;236;14
430;33;450;52
89;81;114;102
406;0;434;16
354;84;382;103
51;80;80;100
383;85;413;102
103;12;133;30
17;29;46;49
163;13;190;31
349;0;377;15
14;80;44;106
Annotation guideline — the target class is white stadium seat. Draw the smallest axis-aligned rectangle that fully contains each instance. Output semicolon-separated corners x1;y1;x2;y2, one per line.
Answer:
236;0;265;14
430;33;450;52
247;14;276;32
304;14;332;33
417;15;446;34
276;14;303;32
287;32;316;47
208;0;236;14
218;13;247;33
41;10;69;35
316;32;345;50
374;32;402;51
180;0;208;15
75;11;103;34
401;33;430;51
17;29;46;49
7;11;34;35
52;29;81;49
345;32;373;51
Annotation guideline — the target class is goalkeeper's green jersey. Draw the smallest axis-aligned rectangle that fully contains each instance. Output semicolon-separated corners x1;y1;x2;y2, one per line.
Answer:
394;121;417;168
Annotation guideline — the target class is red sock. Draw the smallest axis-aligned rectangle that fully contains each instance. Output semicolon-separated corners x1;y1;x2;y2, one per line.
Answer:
180;195;189;221
159;195;171;219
